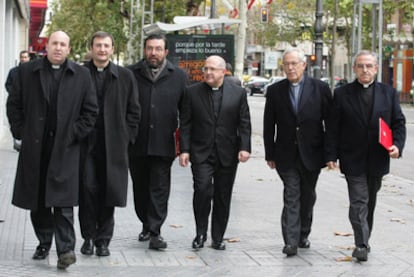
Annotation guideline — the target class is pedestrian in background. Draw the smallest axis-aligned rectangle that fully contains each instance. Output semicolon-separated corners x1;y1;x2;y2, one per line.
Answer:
179;55;251;251
127;33;188;250
79;31;140;257
263;48;332;257
224;62;242;86
326;50;406;262
4;50;31;152
6;31;98;269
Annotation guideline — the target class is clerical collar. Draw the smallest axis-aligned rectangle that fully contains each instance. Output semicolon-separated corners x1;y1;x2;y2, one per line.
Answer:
51;64;61;70
93;62;108;72
358;80;374;88
290;77;304;87
212;87;220;91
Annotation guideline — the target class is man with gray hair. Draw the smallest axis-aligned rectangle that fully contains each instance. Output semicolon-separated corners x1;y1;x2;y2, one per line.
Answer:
326;50;406;262
263;48;333;256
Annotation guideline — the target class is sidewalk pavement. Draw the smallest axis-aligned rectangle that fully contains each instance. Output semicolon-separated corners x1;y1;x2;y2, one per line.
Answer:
0;130;414;276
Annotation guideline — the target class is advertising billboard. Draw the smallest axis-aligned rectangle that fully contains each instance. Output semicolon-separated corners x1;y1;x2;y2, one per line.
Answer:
167;34;234;83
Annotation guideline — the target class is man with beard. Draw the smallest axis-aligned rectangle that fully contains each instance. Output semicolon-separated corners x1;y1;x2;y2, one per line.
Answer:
79;31;140;257
127;33;188;250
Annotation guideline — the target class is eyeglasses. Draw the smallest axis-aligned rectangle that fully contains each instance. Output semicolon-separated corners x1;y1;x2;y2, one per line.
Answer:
282;61;302;67
145;46;164;53
202;66;223;73
355;64;376;69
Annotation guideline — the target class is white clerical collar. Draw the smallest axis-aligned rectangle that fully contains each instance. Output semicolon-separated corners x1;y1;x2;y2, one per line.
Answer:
97;67;104;72
359;80;374;88
212;87;219;91
51;64;60;69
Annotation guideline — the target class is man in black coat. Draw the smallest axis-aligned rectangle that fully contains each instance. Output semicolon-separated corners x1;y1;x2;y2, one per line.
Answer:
127;33;188;250
6;31;98;269
4;50;31;152
179;55;251;251
79;31;140;257
263;48;332;256
326;50;406;262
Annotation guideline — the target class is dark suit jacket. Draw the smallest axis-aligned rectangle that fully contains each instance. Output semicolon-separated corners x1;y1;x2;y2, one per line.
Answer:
179;80;251;167
263;75;332;171
325;80;406;176
127;59;188;159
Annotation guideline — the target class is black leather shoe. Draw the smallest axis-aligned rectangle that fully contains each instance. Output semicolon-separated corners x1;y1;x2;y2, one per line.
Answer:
211;241;226;250
80;239;94;255
32;246;49;260
95;244;110;256
149;235;167;250
138;230;151;242
282;245;297;256
57;251;76;269
298;238;310;248
192;235;207;250
352;247;368;261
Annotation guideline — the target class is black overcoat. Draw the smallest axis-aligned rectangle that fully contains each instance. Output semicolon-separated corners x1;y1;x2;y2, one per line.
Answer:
6;58;98;210
127;60;188;159
84;61;140;207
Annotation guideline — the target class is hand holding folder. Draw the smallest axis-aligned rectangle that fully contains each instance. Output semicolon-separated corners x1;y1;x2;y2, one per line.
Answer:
379;117;393;151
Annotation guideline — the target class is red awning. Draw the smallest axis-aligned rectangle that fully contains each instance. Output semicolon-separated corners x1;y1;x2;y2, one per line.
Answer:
29;0;48;47
30;0;47;8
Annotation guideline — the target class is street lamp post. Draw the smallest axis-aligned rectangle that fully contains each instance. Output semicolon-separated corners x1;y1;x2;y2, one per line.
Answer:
314;0;324;79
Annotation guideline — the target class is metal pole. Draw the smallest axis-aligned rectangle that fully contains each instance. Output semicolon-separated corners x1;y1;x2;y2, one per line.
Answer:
378;0;383;82
314;0;324;79
357;0;362;53
371;4;377;50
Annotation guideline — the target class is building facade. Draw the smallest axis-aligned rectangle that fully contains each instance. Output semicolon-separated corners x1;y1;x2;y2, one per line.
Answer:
0;0;30;139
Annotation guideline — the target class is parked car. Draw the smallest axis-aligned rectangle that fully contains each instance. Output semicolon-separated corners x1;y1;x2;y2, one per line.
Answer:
244;76;270;96
263;76;285;96
321;76;348;88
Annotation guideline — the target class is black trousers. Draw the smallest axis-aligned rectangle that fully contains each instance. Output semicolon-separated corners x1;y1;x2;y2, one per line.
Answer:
276;157;320;246
191;153;238;243
31;131;75;256
31;207;75;255
129;156;174;236
79;152;114;246
345;174;382;248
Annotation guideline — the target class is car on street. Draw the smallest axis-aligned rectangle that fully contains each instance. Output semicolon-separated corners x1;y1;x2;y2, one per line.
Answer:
244;76;270;96
263;76;286;96
321;76;348;89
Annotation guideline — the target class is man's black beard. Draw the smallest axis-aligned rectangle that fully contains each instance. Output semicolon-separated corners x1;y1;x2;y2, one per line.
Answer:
146;59;162;69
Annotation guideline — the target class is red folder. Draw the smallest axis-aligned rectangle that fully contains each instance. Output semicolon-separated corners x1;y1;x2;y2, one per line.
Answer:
379;117;393;150
175;128;180;156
